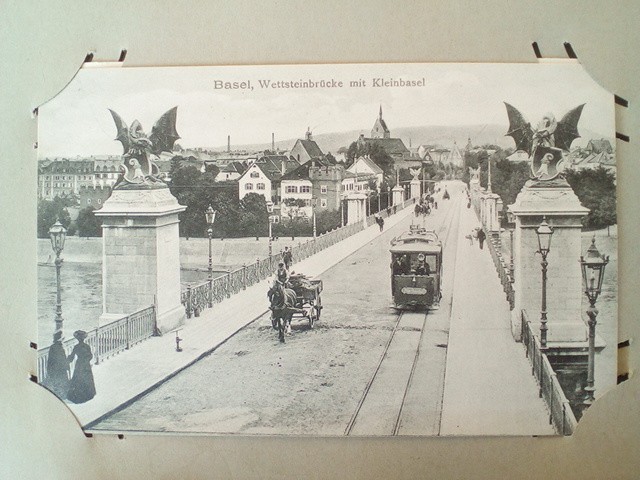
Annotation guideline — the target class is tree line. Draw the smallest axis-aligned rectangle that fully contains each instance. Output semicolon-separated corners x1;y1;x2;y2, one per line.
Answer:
462;147;617;229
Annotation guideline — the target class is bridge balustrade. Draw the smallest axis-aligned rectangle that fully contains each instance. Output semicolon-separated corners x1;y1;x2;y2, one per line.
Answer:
180;200;410;319
521;310;578;435
482;229;515;310
37;305;157;383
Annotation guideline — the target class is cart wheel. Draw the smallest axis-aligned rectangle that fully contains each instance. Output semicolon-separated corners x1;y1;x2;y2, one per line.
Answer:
315;294;322;320
308;305;317;329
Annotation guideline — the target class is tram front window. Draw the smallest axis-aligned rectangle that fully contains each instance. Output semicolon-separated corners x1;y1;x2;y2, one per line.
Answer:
410;253;435;275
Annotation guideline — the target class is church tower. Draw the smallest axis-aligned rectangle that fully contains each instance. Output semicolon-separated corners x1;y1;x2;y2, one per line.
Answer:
465;136;473;152
371;105;391;139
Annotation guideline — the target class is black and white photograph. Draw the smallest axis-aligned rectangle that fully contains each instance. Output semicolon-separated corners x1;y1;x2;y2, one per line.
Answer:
35;62;617;437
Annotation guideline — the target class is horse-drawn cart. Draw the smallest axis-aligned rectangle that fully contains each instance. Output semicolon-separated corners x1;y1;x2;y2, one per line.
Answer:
269;273;323;342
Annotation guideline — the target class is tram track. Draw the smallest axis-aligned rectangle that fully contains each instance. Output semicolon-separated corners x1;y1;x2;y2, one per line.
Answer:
345;187;464;436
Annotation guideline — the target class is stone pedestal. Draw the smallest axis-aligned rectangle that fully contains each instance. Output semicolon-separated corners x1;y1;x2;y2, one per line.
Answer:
95;186;187;333
483;192;501;233
410;179;421;199
392;185;404;206
345;192;367;226
508;179;589;342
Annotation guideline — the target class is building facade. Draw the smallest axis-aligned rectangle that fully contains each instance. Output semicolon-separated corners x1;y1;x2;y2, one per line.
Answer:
289;130;324;165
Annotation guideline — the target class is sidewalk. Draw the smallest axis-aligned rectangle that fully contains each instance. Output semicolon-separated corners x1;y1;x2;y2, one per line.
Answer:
68;207;414;429
439;204;556;436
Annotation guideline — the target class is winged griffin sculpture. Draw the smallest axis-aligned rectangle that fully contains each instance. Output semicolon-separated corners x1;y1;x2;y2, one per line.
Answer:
108;107;180;188
504;102;584;181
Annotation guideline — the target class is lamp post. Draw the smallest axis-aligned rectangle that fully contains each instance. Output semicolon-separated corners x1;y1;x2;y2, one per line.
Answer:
311;196;317;239
377;184;381;213
580;236;609;407
535;216;554;348
205;206;216;302
49;220;67;337
266;200;274;256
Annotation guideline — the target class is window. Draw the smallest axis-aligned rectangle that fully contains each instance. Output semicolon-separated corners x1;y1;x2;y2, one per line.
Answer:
321;198;327;208
97;199;102;204
285;185;298;194
321;185;328;194
250;171;260;178
304;199;312;207
257;183;265;190
87;199;92;205
245;183;253;190
300;185;311;193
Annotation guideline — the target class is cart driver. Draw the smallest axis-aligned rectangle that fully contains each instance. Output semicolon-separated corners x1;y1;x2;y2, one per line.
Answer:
274;261;290;287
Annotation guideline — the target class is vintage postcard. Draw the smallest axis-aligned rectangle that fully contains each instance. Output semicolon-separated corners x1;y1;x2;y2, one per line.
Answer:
36;62;617;436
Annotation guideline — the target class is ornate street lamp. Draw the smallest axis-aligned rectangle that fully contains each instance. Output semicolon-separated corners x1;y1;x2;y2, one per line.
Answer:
580;236;609;407
49;220;67;337
205;205;216;307
535;216;554;348
266;200;274;256
311;196;317;239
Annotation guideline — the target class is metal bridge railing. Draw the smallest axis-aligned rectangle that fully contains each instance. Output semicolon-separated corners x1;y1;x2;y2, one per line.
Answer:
485;230;515;310
521;310;578;436
181;199;412;318
37;305;157;382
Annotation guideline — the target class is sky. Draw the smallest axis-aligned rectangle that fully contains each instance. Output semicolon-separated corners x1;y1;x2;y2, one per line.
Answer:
38;62;615;158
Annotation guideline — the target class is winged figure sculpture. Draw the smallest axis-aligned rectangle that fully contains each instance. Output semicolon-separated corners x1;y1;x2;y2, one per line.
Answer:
109;107;180;187
504;102;585;181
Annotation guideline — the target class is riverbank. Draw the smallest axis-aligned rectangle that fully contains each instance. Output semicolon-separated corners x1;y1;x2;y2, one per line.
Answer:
38;236;310;270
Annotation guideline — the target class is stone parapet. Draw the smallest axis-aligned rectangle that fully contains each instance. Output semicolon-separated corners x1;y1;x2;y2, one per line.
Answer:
95;186;186;332
509;179;589;343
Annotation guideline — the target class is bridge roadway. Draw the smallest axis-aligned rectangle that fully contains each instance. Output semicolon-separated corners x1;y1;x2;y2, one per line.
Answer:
82;181;553;436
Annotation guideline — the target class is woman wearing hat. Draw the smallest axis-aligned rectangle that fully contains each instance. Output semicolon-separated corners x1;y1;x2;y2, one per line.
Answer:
67;330;96;403
44;330;69;399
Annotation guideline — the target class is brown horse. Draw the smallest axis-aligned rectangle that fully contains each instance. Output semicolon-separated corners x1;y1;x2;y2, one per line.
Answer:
268;282;298;343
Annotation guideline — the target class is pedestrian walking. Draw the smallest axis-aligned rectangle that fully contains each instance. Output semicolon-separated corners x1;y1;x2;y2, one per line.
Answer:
282;246;293;269
477;228;486;250
67;330;96;404
44;330;69;399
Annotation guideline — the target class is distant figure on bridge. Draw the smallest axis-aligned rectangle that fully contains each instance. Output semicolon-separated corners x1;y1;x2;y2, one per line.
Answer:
44;330;69;399
477;228;486;250
375;214;384;231
67;330;96;404
282;246;293;269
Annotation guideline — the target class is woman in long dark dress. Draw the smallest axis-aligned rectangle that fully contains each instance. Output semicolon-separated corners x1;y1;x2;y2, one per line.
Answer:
44;330;69;399
67;330;96;403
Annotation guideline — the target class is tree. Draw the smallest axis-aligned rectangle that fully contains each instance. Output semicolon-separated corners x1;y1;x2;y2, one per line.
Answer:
345;141;395;179
565;166;617;229
37;199;72;238
76;206;102;237
204;163;220;177
315;209;341;234
239;193;268;238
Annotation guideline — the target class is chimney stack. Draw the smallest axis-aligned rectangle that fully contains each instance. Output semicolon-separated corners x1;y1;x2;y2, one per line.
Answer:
227;135;231;152
272;133;275;151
